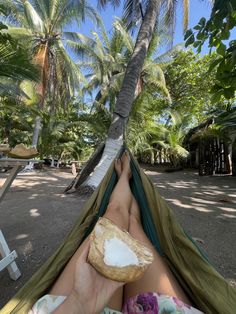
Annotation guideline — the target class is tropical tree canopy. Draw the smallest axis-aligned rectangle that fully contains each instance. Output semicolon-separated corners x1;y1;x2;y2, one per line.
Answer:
185;0;236;101
1;0;235;173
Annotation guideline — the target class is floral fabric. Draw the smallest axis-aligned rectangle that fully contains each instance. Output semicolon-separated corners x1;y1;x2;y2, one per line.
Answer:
122;292;203;314
30;293;204;314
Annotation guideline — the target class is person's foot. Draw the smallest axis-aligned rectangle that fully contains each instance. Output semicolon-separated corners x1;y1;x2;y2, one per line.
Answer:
121;150;132;179
114;158;122;178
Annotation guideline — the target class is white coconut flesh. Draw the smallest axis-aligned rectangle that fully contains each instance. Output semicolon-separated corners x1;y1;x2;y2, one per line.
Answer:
103;237;139;267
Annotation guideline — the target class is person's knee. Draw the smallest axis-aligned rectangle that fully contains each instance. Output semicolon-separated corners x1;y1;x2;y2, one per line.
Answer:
105;201;129;230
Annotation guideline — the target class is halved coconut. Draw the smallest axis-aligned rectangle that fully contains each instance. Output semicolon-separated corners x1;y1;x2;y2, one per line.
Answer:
88;217;154;282
8;144;38;159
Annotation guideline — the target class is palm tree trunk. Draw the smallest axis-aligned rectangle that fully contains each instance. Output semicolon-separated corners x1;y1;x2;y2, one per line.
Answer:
107;0;159;140
32;116;42;147
32;43;49;147
73;0;160;190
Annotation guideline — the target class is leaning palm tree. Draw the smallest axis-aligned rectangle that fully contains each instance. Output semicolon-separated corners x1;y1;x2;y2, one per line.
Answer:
1;0;100;146
67;17;172;190
71;0;203;190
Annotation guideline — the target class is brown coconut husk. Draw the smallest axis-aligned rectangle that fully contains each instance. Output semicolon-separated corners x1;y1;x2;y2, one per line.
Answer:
8;144;38;159
88;217;153;282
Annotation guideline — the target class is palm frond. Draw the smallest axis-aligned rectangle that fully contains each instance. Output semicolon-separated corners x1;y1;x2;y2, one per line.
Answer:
97;0;121;9
22;0;44;32
122;0;144;30
6;27;34;40
0;78;25;99
56;39;86;93
161;0;177;43
30;0;50;23
0;39;39;82
174;144;189;157
50;0;101;30
154;44;184;63
113;18;134;52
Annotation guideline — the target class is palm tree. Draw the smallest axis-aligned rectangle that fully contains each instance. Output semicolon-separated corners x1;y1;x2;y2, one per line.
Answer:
71;0;200;190
1;0;100;146
158;112;189;167
127;107;189;166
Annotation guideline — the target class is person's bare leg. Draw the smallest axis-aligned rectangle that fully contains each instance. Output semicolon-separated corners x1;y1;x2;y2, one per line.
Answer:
106;154;132;310
104;153;132;231
50;153;133;311
124;195;192;306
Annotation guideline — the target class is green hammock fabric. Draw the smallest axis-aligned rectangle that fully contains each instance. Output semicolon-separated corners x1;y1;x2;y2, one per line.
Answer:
1;152;236;314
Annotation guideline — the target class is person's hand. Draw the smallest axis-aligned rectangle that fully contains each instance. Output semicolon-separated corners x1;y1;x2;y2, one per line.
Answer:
72;240;124;314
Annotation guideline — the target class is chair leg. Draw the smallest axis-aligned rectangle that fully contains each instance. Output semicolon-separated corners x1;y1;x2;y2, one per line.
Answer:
0;229;21;280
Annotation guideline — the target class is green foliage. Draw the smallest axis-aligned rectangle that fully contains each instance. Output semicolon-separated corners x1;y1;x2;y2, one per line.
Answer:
156;49;235;125
0;101;35;145
126;49;235;164
215;106;236;135
127;105;189;166
37;99;109;161
0;18;39;98
185;0;236;101
0;98;94;162
0;32;39;82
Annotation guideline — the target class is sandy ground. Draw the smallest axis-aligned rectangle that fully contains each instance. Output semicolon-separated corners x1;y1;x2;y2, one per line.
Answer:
0;167;236;308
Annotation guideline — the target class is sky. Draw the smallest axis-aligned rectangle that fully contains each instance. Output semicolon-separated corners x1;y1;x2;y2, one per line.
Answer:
78;0;215;55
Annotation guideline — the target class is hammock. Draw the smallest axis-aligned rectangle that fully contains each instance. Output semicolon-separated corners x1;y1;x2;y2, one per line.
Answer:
1;150;236;314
